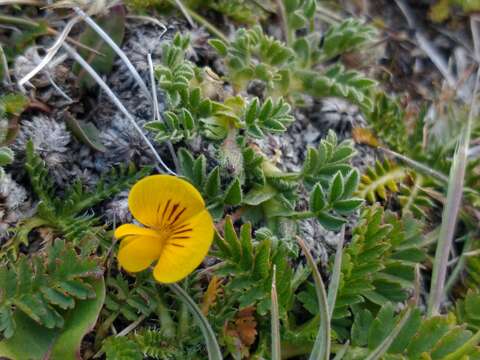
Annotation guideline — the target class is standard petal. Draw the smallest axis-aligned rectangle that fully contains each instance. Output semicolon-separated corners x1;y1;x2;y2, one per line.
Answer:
153;210;214;283
128;175;206;228
118;236;163;273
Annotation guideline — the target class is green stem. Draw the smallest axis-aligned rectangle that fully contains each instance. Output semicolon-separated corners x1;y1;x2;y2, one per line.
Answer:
297;236;330;360
178;298;189;339
94;311;119;349
0;14;41;28
280;342;314;359
327;226;345;320
156;291;176;339
287;211;316;220
444;235;474;294
275;0;291;45
168;283;223;360
271;266;281;360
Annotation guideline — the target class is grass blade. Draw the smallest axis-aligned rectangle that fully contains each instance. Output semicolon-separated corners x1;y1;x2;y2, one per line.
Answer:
271;266;281;360
168;283;223;360
365;307;412;360
297;236;330;360
427;21;480;315
327;226;345;320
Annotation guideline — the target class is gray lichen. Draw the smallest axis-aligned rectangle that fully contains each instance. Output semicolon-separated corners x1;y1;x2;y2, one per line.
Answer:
13;114;71;184
103;191;132;225
99;114;156;165
0;173;32;240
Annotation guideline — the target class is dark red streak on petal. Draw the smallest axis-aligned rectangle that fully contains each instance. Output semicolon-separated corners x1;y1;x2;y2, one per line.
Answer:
170;207;187;226
169;243;185;248
172;228;192;235
168;203;180;221
172;223;191;231
161;199;172;224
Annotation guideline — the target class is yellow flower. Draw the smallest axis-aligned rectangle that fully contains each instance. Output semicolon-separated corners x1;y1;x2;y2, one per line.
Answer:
115;175;214;283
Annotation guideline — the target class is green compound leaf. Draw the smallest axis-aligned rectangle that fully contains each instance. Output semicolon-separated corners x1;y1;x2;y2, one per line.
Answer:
0;277;105;360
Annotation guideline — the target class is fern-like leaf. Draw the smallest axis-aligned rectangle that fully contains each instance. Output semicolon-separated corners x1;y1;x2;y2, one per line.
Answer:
24;142;150;243
357;159;406;203
347;304;480;359
0;239;102;338
214;217;293;316
103;336;142;360
333;205;425;322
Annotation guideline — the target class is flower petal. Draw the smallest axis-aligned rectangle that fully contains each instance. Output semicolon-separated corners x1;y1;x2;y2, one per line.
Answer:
128;175;206;228
118;235;163;273
114;223;162;239
153;209;214;283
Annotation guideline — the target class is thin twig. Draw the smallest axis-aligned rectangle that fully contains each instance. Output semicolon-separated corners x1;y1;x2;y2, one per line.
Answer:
73;7;152;101
62;42;176;175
